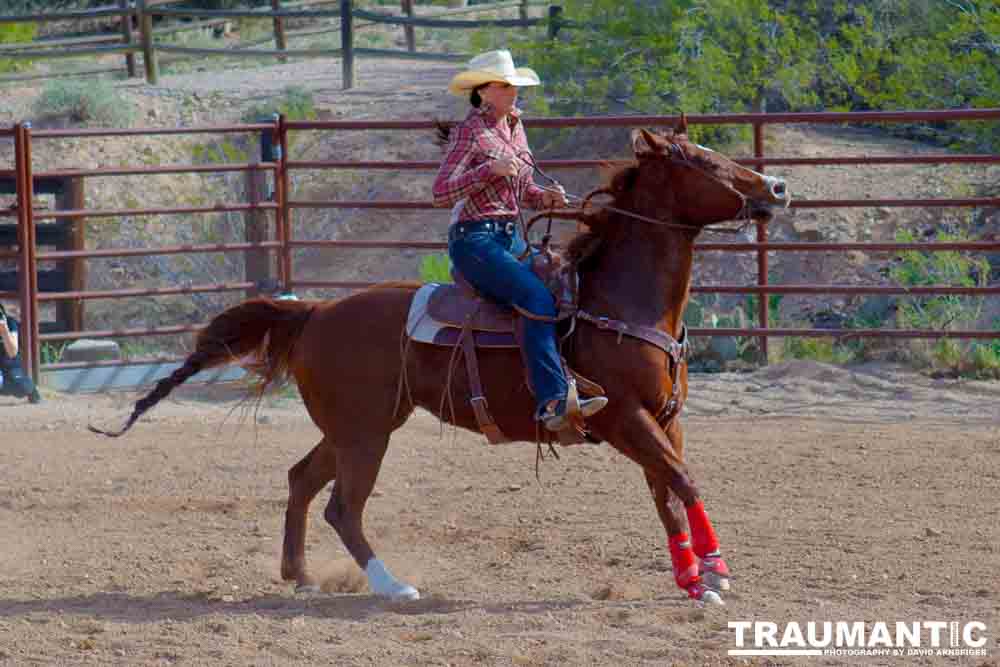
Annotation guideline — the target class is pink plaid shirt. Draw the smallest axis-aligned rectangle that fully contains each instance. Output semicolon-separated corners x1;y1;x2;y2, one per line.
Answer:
433;104;546;221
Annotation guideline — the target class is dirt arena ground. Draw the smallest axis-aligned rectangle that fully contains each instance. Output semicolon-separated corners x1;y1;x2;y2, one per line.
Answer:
2;361;999;666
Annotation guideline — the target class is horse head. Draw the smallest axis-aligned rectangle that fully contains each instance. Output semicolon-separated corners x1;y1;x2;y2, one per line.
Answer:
623;115;791;231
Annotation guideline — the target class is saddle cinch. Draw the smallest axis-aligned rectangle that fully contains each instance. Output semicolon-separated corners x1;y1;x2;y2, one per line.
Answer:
404;245;606;445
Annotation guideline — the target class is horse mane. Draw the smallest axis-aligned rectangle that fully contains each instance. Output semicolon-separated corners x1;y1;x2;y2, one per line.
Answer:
563;161;640;269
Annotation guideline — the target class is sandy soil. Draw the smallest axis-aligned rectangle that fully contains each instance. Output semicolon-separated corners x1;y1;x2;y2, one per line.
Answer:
2;361;999;666
1;22;998;667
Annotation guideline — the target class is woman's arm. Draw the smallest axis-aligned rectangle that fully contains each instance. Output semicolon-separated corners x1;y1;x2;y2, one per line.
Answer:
432;122;494;208
513;124;554;209
0;317;17;359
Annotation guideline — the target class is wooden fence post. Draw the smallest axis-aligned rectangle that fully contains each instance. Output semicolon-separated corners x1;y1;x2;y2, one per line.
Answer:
55;177;86;333
401;0;415;53
547;5;562;39
519;0;529;22
137;0;159;85
271;0;288;63
118;0;137;78
244;161;271;298
340;0;354;89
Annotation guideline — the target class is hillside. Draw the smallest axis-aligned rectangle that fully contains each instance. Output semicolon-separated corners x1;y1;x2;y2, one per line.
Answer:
1;54;998;362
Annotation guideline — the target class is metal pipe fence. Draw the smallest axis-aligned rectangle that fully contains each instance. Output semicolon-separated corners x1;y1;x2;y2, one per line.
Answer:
0;109;998;383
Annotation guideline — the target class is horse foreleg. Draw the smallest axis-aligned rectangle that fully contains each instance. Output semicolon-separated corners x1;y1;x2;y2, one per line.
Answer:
323;434;419;601
662;418;730;593
643;470;700;596
616;409;725;605
281;437;337;593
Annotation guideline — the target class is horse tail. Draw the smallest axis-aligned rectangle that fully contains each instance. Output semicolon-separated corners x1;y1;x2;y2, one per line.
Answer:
89;298;314;438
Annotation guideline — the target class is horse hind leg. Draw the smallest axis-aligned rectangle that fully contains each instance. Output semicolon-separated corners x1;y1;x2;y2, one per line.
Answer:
281;437;337;593
323;432;419;601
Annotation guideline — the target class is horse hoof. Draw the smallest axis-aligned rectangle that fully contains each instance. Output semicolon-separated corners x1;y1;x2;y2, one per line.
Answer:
703;571;731;592
700;555;731;592
295;582;321;594
365;558;420;601
390;584;420;601
687;583;725;606
698;589;724;606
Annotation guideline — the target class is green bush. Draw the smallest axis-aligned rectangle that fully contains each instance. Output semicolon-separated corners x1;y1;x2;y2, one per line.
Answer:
782;337;855;365
39;341;67;365
0;22;37;75
890;228;989;332
890;225;993;373
32;79;135;128
241;85;318;124
419;253;453;283
970;343;1000;379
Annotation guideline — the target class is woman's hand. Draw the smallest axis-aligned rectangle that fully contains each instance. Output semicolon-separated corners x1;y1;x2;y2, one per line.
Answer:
541;185;568;209
489;156;519;178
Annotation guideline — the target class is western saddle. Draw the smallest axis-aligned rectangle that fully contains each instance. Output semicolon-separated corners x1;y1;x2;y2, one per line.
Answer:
404;239;691;445
405;243;602;445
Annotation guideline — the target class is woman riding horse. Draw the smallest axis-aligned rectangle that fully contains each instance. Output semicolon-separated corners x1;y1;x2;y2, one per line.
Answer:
433;50;608;432
92;104;791;606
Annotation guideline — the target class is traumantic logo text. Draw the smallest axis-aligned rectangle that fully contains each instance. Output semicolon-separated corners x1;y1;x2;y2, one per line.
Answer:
728;621;989;657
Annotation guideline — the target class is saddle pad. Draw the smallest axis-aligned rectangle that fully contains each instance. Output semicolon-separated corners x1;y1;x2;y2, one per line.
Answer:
426;283;514;333
406;284;518;348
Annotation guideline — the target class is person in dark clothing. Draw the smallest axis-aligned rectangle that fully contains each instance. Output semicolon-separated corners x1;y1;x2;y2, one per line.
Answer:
0;303;41;403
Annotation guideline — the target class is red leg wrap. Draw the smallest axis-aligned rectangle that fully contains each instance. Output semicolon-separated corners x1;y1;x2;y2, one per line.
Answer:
668;533;700;590
685;500;720;558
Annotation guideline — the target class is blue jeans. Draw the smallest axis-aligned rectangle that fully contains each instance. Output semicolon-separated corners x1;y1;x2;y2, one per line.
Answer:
448;219;567;414
0;360;36;398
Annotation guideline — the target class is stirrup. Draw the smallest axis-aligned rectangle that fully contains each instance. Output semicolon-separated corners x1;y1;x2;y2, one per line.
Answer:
538;396;608;432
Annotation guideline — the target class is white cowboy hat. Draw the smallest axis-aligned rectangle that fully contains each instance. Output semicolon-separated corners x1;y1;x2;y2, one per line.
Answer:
447;49;540;96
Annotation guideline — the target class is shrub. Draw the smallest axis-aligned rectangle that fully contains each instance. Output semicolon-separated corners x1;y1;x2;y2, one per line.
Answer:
781;337;855;365
970;343;1000;379
32;79;135;128
890;225;991;373
419;254;453;283
890;228;988;332
0;22;37;75
241;85;318;124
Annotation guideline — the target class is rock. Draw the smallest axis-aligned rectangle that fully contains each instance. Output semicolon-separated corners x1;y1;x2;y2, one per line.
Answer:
705;335;740;363
924;527;942;538
61;339;122;363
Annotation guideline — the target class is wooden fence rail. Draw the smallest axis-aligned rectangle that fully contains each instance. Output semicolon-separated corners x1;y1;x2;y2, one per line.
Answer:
0;0;554;87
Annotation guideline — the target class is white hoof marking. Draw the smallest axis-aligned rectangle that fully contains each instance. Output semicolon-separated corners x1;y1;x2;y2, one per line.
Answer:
699;589;725;606
365;558;420;601
295;583;321;594
703;571;731;592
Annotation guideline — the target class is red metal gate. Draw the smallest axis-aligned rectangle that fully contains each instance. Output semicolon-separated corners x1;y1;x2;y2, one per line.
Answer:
3;109;999;384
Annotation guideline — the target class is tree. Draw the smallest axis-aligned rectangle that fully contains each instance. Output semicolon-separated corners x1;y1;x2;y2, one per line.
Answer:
509;0;1000;150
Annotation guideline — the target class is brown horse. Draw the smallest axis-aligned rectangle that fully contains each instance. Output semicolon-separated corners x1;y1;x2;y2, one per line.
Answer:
92;117;790;605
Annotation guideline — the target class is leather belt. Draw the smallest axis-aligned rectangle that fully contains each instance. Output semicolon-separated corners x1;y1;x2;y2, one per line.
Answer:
449;219;517;242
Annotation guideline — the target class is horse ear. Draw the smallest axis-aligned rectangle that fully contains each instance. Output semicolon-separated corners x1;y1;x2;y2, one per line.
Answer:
674;113;688;136
631;128;663;155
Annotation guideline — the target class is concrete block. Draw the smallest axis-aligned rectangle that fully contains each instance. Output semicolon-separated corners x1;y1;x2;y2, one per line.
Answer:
61;339;122;363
